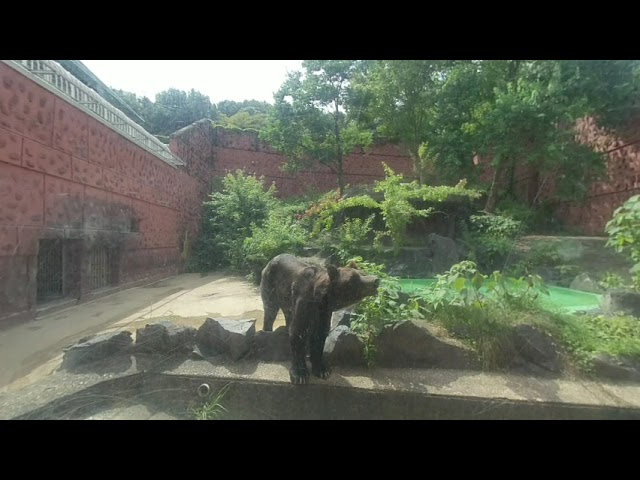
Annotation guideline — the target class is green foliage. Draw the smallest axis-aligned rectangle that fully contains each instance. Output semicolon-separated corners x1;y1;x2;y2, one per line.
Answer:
469;213;522;238
217;99;271;117
423;261;549;312
528;241;562;266
113;89;272;136
215;109;270;131
192;383;232;420
190;170;276;272
333;215;376;262
357;60;640;210
240;214;308;277
554;313;640;371
605;194;640;289
306;165;481;249
421;261;550;368
261;60;374;194
356;60;445;180
349;258;426;366
598;272;626;291
463;212;522;273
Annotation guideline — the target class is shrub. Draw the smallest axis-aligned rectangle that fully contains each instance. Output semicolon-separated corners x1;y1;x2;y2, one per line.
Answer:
240;214;308;282
462;212;522;273
605;194;640;290
348;257;426;366
305;164;481;249
190;170;276;272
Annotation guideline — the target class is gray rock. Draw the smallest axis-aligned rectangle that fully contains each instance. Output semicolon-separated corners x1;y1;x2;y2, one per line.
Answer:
135;321;196;354
534;266;561;286
569;273;603;294
591;354;640;381
253;326;290;361
376;320;478;369
195;317;256;360
601;290;640;317
324;325;366;367
62;331;133;369
331;309;355;330
428;234;459;275
511;324;563;372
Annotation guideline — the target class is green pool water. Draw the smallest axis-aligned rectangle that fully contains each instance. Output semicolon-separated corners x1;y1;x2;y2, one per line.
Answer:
398;278;602;313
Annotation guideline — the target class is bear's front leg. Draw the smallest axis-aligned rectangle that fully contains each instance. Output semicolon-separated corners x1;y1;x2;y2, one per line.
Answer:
289;299;310;385
310;309;331;380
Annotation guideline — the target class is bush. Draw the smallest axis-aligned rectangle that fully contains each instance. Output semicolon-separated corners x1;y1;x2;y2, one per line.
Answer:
240;214;308;282
420;261;550;368
553;313;640;371
605;194;640;289
463;212;522;273
348;257;426;366
469;213;522;238
305;164;481;249
190;170;276;272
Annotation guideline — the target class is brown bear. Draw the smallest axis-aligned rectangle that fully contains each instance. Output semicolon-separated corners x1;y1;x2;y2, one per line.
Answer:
260;254;379;385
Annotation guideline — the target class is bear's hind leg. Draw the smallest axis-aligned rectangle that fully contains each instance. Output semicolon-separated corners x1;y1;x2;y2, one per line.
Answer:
262;304;278;332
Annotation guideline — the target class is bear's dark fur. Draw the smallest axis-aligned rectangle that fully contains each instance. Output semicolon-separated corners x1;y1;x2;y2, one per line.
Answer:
260;254;379;385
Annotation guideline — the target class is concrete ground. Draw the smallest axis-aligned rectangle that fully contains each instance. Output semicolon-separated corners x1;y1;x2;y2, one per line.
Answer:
0;272;285;391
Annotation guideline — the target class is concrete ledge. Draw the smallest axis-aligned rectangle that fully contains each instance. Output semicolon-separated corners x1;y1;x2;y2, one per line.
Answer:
4;355;640;420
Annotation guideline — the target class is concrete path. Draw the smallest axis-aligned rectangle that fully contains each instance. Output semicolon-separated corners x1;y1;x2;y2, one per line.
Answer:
0;272;282;390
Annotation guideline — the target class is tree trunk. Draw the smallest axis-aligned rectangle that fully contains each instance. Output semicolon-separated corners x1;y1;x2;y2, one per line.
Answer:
337;159;345;196
334;98;344;196
484;161;505;213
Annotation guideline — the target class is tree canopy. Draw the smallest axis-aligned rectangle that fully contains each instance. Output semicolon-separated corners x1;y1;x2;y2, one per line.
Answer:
261;60;373;195
357;60;640;210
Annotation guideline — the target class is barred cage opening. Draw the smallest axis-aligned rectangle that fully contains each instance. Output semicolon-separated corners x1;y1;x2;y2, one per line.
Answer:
87;246;114;291
37;239;65;302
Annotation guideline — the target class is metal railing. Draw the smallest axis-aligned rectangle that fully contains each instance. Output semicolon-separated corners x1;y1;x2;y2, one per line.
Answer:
2;60;184;168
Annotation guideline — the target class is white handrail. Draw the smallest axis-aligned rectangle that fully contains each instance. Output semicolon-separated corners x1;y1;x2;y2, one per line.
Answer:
2;60;184;168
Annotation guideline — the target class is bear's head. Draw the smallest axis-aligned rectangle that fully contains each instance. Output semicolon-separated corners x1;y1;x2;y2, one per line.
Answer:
326;261;380;310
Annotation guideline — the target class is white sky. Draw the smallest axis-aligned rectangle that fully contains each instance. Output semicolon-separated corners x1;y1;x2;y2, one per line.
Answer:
81;60;303;104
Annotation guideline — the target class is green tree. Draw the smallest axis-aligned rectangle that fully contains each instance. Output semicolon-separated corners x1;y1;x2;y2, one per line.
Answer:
261;60;374;196
356;60;451;183
367;60;640;211
430;60;640;211
151;88;216;135
217;99;270;117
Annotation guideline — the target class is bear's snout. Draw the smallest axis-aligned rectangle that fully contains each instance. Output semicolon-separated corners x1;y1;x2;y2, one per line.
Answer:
366;276;380;295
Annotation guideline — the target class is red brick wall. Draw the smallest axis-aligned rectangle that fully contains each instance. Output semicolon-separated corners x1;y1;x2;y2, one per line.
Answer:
0;62;412;326
476;116;640;235
171;125;414;198
552;117;640;235
0;63;207;325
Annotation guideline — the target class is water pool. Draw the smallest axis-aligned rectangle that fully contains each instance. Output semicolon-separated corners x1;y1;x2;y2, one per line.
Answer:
398;278;602;313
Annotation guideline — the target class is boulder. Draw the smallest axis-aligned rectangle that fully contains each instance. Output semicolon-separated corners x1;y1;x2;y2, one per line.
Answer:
601;290;640;317
253;325;290;361
62;331;132;369
323;325;366;367
428;234;460;275
195;318;256;360
376;320;478;369
511;324;563;372
591;354;640;381
135;321;196;354
569;273;602;294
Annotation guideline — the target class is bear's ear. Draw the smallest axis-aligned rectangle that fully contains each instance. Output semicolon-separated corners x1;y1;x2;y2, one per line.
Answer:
347;261;359;269
327;265;339;284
